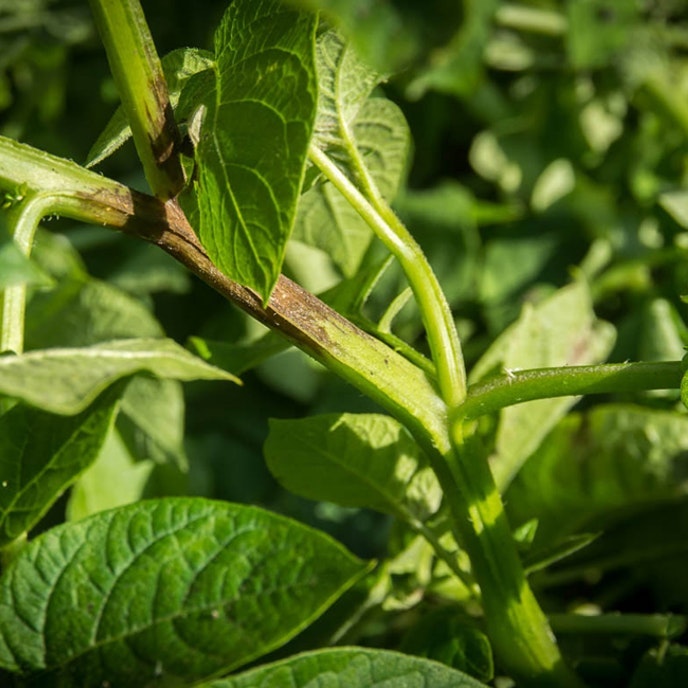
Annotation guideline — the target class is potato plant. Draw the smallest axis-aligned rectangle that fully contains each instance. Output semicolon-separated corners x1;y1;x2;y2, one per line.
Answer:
1;1;688;686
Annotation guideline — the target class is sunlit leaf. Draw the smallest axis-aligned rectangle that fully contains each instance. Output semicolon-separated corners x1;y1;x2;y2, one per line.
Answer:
0;338;238;415
472;281;616;489
265;413;441;522
191;0;317;299
0;499;368;683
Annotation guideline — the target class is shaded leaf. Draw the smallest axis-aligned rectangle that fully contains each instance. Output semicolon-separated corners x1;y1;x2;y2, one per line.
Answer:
630;644;688;687
0;499;368;684
65;426;154;521
406;0;500;98
192;0;317;299
0;388;119;548
265;413;441;522
507;405;688;546
25;276;163;349
118;377;188;468
189;334;288;376
471;281;616;489
85;47;214;168
400;608;493;681
0;338;238;415
200;646;489;687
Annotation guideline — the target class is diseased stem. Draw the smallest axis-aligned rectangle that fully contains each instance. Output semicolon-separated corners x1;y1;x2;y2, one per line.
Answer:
87;0;184;198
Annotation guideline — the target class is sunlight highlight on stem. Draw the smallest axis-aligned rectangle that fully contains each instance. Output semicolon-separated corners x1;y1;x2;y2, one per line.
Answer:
308;144;467;408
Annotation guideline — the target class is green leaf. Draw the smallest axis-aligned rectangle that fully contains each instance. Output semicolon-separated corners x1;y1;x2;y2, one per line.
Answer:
118;377;188;468
25;276;164;349
265;413;441;522
0;499;367;683
294;31;410;276
0;338;238;415
507;405;688;546
66;426;154;522
0;219;51;290
400;608;493;681
0;388;119;548
192;0;317;300
189;333;289;376
85;47;214;168
471;281;616;489
199;647;489;688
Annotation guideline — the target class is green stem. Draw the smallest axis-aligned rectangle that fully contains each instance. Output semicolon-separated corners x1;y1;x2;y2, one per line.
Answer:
441;423;585;687
0;195;54;354
309;145;467;408
459;361;683;421
549;613;686;640
87;0;184;199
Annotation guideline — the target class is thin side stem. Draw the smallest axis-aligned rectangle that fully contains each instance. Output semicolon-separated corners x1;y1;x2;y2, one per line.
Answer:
459;361;683;421
88;0;184;198
549;612;686;640
0;195;54;354
309;145;467;408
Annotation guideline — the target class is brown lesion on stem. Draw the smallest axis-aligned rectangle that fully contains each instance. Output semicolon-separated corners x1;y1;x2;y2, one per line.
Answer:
69;184;444;426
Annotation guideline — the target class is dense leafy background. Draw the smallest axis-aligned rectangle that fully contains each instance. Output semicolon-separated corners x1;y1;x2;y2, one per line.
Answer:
3;1;688;686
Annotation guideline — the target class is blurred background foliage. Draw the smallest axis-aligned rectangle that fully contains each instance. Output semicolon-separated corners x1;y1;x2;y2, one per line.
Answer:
4;2;688;684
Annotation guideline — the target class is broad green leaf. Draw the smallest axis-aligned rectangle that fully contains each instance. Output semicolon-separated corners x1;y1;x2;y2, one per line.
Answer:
25;276;163;349
507;405;688;546
192;0;317;299
294;32;410;275
66;426;154;521
471;281;616;489
0;499;368;684
0;338;238;415
201;647;489;687
265;413;441;522
85;47;214;168
0;388;119;548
